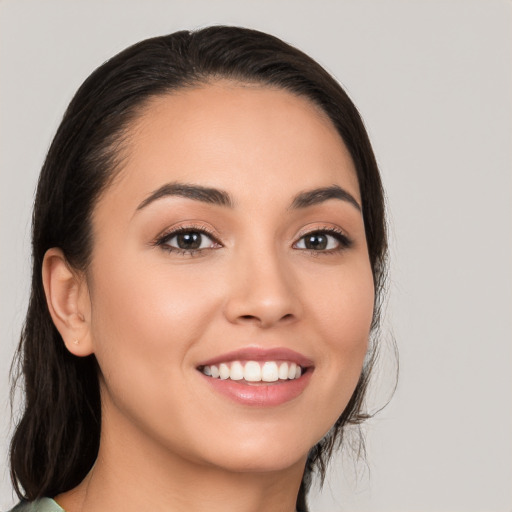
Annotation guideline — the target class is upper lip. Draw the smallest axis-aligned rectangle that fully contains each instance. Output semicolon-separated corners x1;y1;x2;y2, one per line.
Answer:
197;347;314;368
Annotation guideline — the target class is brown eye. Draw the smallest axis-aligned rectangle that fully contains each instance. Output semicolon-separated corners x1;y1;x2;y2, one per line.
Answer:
160;229;219;253
175;232;203;250
294;229;352;252
303;233;328;250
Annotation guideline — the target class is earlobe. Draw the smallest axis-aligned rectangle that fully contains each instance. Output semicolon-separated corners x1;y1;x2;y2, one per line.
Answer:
42;248;94;357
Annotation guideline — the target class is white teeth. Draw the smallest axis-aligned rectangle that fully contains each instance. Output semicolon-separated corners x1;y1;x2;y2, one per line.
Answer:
201;360;304;382
288;362;297;379
278;362;289;380
230;361;244;380
244;361;262;382
261;361;279;382
219;363;230;380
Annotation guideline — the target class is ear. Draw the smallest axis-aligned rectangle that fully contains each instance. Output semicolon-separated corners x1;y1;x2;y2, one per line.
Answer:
42;248;94;357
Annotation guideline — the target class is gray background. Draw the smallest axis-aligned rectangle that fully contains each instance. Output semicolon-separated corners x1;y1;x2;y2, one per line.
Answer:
1;0;511;510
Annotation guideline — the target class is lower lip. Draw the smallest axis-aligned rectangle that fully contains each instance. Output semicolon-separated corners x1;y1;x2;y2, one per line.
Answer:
199;370;313;407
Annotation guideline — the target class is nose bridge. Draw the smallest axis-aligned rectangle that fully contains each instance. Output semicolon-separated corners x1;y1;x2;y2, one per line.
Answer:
224;234;301;327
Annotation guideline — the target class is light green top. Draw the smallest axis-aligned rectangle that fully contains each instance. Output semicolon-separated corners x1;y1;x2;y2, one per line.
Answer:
9;498;64;512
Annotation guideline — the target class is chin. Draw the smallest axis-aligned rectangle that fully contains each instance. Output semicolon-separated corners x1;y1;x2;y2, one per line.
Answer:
193;428;317;474
211;449;309;474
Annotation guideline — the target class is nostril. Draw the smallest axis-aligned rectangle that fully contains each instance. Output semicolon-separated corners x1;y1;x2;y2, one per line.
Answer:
238;313;295;325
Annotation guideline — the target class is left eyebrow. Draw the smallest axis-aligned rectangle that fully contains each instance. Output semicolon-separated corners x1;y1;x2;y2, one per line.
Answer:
289;185;361;212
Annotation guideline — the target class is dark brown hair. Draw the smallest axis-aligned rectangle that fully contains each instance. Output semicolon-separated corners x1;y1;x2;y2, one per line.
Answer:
10;26;387;512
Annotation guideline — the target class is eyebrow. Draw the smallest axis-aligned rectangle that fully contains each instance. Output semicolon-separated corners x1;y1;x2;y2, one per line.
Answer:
136;182;361;212
136;182;234;211
289;185;361;212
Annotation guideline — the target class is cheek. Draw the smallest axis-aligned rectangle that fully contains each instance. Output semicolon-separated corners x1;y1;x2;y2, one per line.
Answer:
86;255;229;446
91;252;214;330
87;255;222;388
309;259;375;347
304;260;374;418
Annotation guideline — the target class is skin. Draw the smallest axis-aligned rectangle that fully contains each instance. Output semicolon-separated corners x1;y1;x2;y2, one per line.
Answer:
43;82;375;512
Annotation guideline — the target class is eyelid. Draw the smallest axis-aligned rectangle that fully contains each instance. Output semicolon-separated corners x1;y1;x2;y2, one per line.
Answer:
152;223;223;250
295;223;350;239
293;225;353;251
151;222;353;255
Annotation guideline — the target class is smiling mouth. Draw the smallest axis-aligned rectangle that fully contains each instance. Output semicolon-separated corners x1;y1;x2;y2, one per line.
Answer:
198;360;305;383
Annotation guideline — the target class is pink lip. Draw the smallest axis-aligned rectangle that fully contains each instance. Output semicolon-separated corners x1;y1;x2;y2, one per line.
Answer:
196;347;315;407
199;370;313;407
197;347;314;368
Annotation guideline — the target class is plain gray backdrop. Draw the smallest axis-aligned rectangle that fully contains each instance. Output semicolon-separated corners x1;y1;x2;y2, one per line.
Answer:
1;1;511;510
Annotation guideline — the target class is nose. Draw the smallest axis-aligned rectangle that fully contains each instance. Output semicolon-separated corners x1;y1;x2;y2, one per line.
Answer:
223;247;302;329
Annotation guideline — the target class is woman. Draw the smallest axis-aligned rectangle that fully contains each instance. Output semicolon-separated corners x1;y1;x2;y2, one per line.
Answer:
9;26;387;512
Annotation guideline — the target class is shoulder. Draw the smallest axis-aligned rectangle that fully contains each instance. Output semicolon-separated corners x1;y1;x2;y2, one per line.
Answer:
7;498;64;512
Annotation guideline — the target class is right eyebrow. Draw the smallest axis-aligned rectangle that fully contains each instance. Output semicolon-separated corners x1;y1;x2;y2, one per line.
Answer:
136;182;234;211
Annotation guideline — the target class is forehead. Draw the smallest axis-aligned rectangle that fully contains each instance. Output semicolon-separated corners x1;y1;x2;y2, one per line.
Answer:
102;81;360;209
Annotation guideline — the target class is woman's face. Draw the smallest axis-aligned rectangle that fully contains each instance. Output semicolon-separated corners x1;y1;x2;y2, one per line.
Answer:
85;82;374;473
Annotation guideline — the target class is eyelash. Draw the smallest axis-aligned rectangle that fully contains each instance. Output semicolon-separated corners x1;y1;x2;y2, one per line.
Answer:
294;226;353;254
153;225;353;256
154;224;221;256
